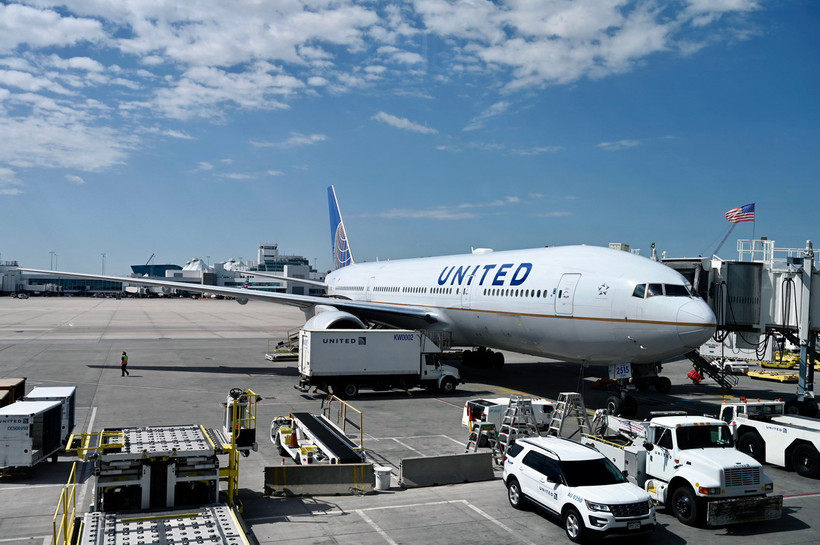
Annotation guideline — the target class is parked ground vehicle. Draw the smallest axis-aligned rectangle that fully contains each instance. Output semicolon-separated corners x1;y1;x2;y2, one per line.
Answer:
296;329;461;397
582;410;782;527
462;397;555;432
502;435;656;543
717;398;820;478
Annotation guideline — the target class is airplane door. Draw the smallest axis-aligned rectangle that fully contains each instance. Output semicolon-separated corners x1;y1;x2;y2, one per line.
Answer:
365;276;375;301
555;273;581;316
461;274;474;309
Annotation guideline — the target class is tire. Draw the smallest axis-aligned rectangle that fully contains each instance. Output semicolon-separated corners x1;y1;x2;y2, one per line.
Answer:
670;486;701;526
563;506;587;543
622;395;638;417
655;376;672;394
492;351;505;369
506;478;527;510
800;399;819;418
341;383;359;398
439;376;457;394
785;400;801;415
606;396;623;415
791;444;820;478
737;431;765;463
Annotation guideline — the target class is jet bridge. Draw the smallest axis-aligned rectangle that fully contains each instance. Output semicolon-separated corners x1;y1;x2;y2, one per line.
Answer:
664;239;818;415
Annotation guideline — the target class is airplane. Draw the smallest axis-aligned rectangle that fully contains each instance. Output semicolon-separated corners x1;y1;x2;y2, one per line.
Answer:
22;186;716;415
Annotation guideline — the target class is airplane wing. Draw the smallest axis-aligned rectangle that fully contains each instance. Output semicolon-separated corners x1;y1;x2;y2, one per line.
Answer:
244;270;327;290
19;268;440;325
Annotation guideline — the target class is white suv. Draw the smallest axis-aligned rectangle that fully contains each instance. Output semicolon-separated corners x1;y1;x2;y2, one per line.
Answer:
503;436;655;543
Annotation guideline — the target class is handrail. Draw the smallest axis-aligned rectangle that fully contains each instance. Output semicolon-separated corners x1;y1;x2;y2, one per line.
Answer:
52;462;77;545
322;396;364;451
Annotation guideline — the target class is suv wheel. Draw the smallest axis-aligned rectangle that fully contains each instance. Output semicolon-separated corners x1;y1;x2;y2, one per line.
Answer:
563;506;586;543
506;478;526;510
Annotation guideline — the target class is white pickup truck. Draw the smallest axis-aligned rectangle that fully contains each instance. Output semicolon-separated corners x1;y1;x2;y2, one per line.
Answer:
717;398;820;478
582;410;782;527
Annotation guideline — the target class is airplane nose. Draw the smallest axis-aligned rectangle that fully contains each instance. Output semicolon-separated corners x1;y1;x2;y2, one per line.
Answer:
677;300;717;348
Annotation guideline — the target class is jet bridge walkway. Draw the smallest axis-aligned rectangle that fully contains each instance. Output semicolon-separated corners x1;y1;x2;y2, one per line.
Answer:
290;412;363;464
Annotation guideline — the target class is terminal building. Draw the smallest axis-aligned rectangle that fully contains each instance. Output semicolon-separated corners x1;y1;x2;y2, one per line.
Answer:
1;243;325;297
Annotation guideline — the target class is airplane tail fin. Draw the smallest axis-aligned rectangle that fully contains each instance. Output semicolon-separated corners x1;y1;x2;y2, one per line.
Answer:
328;186;355;270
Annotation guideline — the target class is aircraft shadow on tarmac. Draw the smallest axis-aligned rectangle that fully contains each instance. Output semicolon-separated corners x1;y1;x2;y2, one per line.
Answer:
85;364;300;376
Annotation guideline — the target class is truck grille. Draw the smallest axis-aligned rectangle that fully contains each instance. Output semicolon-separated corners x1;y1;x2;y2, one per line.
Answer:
725;466;762;487
610;501;650;517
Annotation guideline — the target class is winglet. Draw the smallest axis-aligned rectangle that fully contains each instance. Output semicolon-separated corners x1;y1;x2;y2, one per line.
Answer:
328;186;354;270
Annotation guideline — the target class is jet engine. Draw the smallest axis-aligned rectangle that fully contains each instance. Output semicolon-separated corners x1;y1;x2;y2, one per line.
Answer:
303;309;365;330
235;297;249;305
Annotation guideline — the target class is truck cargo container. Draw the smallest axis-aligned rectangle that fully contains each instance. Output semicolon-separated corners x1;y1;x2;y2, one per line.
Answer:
0;400;63;470
0;378;26;408
24;386;76;447
297;329;461;397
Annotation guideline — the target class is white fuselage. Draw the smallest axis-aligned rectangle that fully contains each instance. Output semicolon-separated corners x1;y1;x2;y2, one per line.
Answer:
325;245;716;365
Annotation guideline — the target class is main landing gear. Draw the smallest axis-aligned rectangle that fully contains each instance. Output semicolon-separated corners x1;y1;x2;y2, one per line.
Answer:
461;347;505;369
605;363;671;418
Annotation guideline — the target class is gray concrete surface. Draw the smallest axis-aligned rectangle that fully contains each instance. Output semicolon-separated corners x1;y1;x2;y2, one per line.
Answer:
0;297;818;545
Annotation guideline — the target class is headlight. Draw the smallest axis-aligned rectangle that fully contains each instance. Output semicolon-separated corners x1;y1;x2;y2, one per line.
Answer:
764;483;774;492
585;500;611;512
697;486;721;495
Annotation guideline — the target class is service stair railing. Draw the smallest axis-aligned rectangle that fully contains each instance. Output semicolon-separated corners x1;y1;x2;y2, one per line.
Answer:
497;395;540;454
685;351;739;390
547;392;592;439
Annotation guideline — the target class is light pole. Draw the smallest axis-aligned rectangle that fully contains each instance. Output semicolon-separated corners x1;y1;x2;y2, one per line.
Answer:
50;251;55;270
101;253;106;275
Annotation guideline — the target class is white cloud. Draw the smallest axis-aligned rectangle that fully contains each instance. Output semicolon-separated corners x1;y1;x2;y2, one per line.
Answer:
372;111;437;134
366;195;524;220
0;166;22;195
464;100;511;131
250;133;328;148
65;174;85;184
0;3;105;54
597;139;642;151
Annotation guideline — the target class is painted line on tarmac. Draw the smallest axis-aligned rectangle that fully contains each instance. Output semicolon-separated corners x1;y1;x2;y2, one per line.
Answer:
356;509;399;545
784;491;820;499
354;500;537;545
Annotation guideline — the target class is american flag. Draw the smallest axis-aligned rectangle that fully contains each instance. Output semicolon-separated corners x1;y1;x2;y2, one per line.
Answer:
725;203;755;223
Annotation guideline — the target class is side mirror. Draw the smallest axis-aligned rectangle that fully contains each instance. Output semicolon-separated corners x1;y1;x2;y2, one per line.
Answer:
643;441;654;451
622;469;629;477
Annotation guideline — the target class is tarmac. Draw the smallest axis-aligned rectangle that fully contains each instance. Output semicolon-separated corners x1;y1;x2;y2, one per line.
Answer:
0;296;818;545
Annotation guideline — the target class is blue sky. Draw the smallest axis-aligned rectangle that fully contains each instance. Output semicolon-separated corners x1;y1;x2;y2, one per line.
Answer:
1;0;817;275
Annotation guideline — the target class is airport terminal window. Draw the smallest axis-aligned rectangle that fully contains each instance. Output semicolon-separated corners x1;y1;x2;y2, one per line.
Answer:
632;284;646;298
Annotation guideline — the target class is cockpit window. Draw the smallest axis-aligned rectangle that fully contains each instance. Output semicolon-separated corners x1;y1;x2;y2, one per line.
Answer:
632;284;646;299
647;283;663;297
664;284;690;297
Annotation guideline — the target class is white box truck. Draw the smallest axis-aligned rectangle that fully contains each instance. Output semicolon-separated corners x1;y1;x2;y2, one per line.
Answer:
297;329;461;397
24;386;76;447
0;400;64;471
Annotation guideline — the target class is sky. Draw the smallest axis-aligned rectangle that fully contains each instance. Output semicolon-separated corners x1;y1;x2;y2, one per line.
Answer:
1;0;818;276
